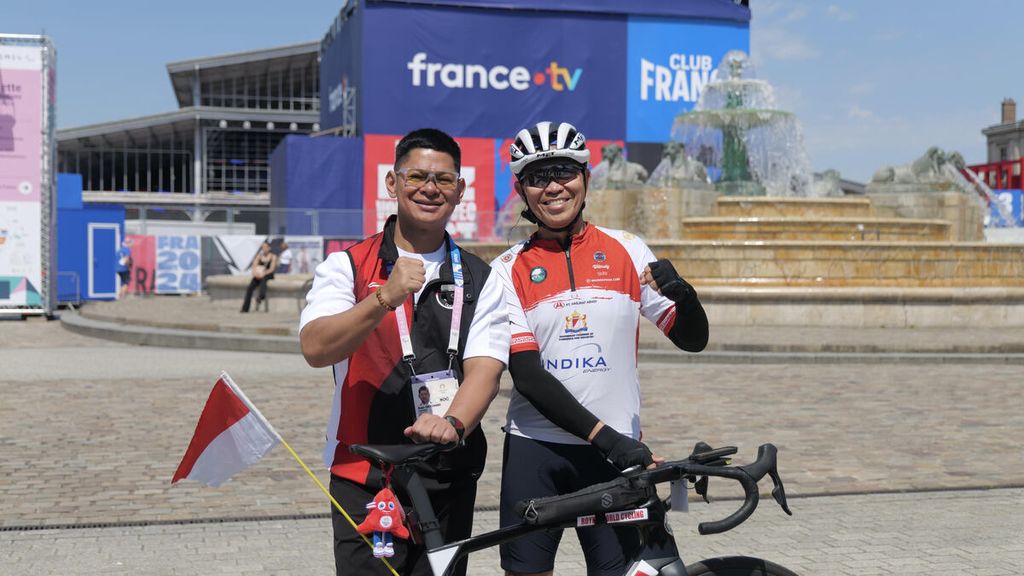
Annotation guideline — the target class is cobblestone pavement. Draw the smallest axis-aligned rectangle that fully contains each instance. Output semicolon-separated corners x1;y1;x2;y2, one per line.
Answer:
5;490;1022;575
2;318;1023;574
77;297;1024;353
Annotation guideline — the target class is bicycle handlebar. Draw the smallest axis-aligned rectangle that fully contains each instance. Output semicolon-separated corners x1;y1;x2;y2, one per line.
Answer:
349;440;792;539
621;442;790;535
686;461;760;534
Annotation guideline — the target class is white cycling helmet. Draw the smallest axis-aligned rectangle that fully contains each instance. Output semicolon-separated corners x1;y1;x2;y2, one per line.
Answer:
509;121;590;176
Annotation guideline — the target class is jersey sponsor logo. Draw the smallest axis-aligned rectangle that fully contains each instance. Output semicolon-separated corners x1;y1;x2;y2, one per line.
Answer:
558;310;595;342
511;333;537;347
530;266;547;283
563;310;588;333
593;251;606;262
552;298;598;310
592;264;610;270
657;307;676;332
543;343;609;374
545;355;607;371
500;253;513;263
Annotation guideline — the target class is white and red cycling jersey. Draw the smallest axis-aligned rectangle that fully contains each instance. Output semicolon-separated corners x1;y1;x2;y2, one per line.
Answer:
491;223;678;445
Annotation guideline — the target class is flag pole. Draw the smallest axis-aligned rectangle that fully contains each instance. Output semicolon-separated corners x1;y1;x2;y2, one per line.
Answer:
220;373;401;576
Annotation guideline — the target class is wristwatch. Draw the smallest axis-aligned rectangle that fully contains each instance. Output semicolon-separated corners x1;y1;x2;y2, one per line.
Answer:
444;415;465;442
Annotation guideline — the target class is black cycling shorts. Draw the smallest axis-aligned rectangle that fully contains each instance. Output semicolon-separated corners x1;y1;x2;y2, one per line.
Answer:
499;434;642;575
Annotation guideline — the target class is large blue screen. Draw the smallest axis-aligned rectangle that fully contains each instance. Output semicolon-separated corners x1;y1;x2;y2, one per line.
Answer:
626;18;749;142
361;4;627;140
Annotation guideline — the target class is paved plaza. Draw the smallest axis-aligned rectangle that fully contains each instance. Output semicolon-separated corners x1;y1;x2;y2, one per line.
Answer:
1;304;1023;574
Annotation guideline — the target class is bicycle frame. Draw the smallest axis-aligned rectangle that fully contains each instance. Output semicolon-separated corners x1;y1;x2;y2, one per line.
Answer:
350;442;793;576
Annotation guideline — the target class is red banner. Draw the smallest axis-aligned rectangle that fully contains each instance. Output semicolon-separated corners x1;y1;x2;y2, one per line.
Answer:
363;134;496;240
126;234;156;295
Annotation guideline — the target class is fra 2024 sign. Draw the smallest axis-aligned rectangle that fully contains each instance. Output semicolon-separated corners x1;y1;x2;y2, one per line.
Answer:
156;235;200;294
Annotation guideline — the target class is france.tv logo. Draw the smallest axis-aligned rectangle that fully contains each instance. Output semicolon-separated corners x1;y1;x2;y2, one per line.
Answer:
406;52;582;92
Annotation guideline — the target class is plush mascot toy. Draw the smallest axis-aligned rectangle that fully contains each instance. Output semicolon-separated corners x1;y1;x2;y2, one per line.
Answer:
356;487;409;558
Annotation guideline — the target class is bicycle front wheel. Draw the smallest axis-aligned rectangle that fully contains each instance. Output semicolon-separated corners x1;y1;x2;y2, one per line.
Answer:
685;556;799;576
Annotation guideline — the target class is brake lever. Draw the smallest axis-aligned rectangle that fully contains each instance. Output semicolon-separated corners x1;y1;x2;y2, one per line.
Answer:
694;476;710;503
769;466;793;516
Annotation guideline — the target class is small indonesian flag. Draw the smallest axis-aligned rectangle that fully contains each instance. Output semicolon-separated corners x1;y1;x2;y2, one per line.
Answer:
172;372;280;487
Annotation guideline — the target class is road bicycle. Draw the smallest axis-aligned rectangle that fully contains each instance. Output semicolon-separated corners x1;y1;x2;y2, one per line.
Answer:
351;440;797;576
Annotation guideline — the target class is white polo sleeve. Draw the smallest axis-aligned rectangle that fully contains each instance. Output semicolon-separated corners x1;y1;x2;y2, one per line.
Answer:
633;238;677;331
299;252;357;334
463;268;511;364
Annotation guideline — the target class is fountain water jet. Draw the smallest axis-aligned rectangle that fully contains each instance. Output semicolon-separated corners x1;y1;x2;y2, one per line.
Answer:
673;50;816;197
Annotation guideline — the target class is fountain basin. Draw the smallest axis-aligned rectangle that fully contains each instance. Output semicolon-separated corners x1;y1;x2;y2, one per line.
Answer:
465;240;1024;327
716;197;872;219
867;191;984;241
679;217;952;242
699;286;1024;328
652;240;1024;288
467;240;1024;288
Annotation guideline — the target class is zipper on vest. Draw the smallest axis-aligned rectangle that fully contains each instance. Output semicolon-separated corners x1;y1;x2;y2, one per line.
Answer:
563;240;576;291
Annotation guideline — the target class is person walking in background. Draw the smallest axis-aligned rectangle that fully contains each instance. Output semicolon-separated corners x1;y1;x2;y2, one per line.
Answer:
299;128;510;576
116;240;133;300
277;241;293;274
492;121;709;576
240;241;277;312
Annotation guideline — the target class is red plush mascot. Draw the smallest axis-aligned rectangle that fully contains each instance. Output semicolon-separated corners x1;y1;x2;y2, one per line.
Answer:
356;487;409;558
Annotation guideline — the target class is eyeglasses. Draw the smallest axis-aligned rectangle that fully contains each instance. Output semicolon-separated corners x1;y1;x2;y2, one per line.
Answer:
520;164;583;188
394;168;461;191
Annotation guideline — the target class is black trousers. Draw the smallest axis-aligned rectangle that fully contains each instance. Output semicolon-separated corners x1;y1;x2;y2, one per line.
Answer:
329;474;477;576
240;274;273;312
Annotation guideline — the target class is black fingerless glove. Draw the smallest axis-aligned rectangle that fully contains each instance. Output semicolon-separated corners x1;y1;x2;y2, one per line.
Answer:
648;258;696;305
591;425;655;470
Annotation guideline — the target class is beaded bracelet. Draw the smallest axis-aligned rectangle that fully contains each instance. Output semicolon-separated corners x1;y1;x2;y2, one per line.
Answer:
375;287;397;312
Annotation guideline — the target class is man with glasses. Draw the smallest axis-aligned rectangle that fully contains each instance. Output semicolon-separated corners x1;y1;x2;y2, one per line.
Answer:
491;121;709;576
300;128;510;575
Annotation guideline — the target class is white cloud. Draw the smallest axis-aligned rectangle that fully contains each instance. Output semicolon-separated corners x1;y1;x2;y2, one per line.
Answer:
800;106;993;181
847;105;876;120
752;27;819;61
826;5;856;22
849;82;875;95
782;6;810;23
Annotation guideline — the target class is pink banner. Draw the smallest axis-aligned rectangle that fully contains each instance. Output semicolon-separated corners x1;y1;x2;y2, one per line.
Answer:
0;47;43;203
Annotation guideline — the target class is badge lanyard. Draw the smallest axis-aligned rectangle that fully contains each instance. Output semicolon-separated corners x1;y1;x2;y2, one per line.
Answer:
391;242;464;375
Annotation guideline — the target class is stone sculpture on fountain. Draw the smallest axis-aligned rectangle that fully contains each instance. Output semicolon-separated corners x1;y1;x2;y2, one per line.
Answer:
590;143;648;190
866;146;985;240
869;146;966;190
584;143;649;234
647;141;710;188
636;142;718;239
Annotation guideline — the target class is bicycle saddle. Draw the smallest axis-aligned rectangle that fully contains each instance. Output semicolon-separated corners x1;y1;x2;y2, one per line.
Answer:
349;443;443;466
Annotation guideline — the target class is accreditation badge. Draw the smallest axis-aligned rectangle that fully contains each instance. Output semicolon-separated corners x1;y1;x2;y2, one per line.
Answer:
411;370;458;418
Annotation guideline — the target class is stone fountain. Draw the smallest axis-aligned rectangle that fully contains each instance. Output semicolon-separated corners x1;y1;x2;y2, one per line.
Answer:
472;51;1024;326
673;50;814;197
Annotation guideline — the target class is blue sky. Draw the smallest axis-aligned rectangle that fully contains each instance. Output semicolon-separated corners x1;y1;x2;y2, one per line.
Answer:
752;0;1019;181
4;0;340;125
6;0;1020;182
